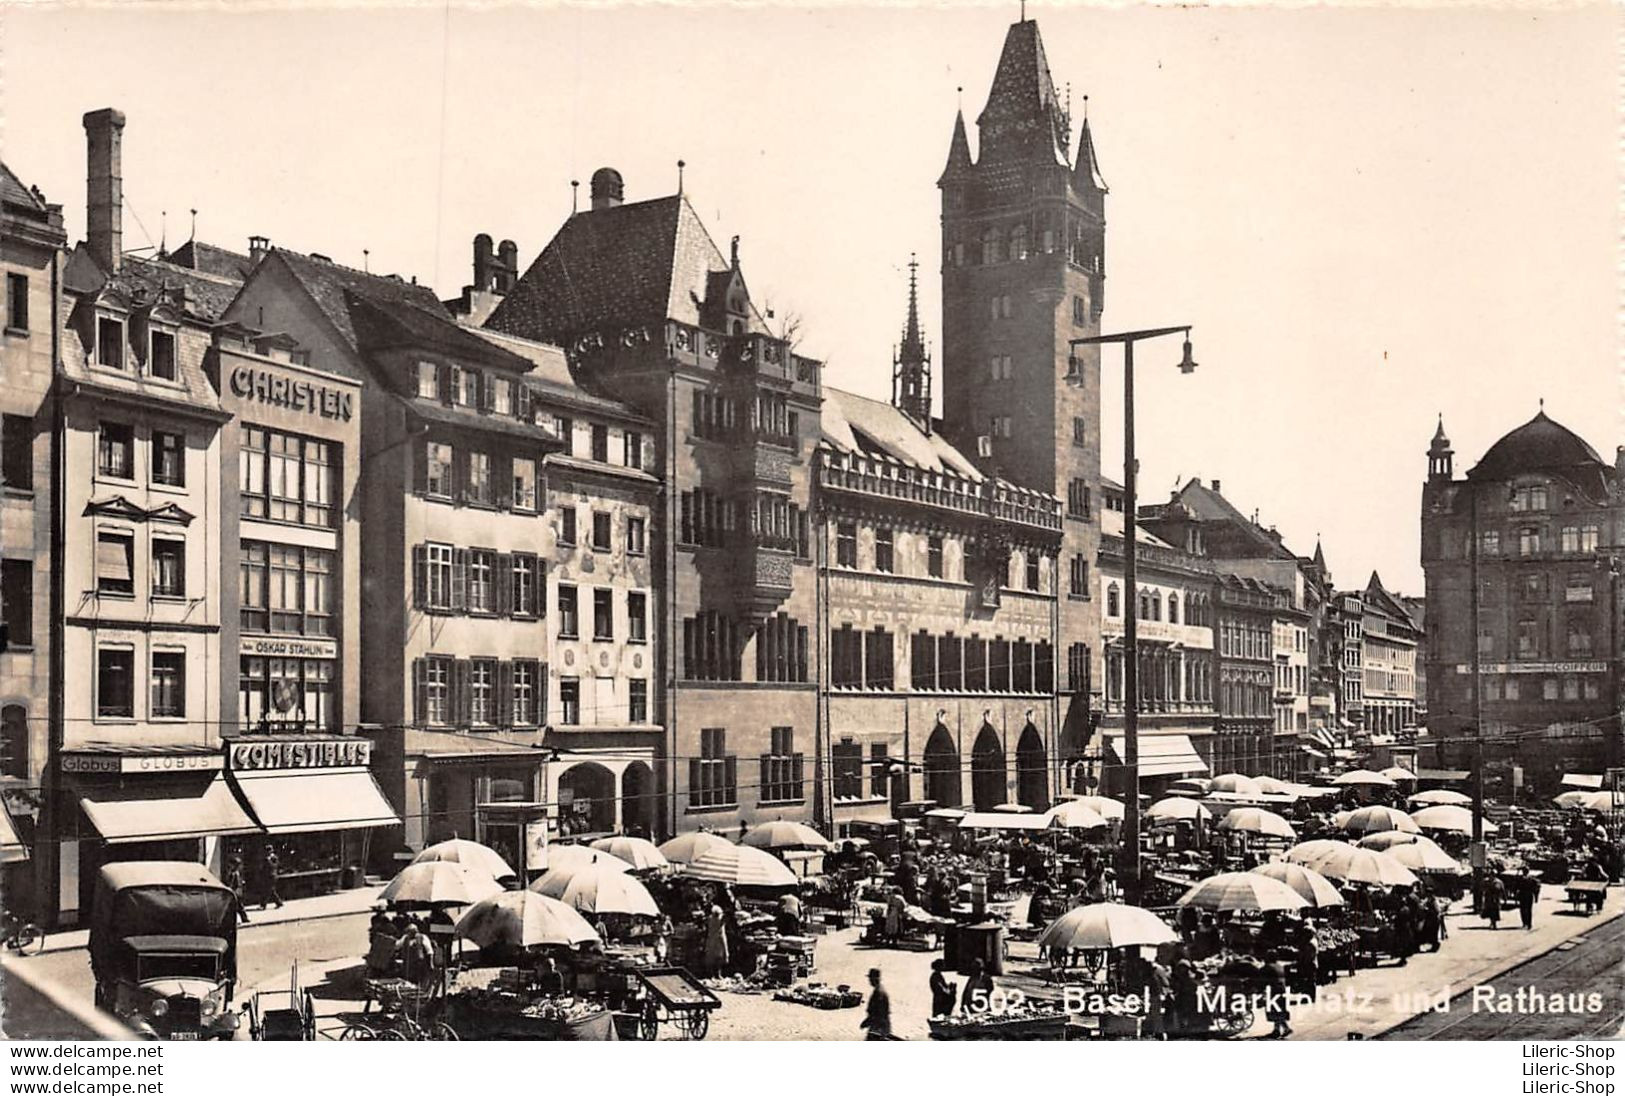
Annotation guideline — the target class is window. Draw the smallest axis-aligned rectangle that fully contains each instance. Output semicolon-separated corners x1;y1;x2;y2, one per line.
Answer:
1073;296;1087;325
452;366;479;408
558;585;579;637
682;611;742;681
467;549;496;613
981;227;1001;265
1107;583;1120;617
628;678;648;724
939;634;963;691
1543;677;1560;701
690;727;736;808
911;631;937;691
512;457;537;511
1520;573;1547;601
553;415;574;454
627;517;647;556
560;507;577;546
679;490;737;548
418;657;452;725
97;648;134;717
989;355;1013;381
1010;224;1029;261
1067;642;1089;694
559;678;581;724
1566;575;1594;603
467;659;496;725
1067;479;1090;517
761;726;804;803
927;535;944;579
1519;527;1542;556
96;531;134;596
1479;530;1500;556
96;316;124;369
628;592;647;642
875;527;894;573
512;554;540;617
1073;417;1087;446
1580;525;1600;552
2;414;30;490
593;588;614;640
590;423;609;463
1025;552;1041;591
150;651;186;717
1567;621;1593;656
836;522;857;568
513;660;539;726
421;543;454;611
1069;555;1089;597
965;637;988;691
1516;618;1541;658
152;538;185;598
833;740;863;800
425;442;453;499
1001;296;1012;318
5;273;26;331
490;377;512;416
591;512;612;552
465;451;493;505
98;422;134;478
870;743;890;798
241;427;335;526
1;560;31;648
152;431;184;486
623;431;643;470
1168;593;1179;623
146;329;177;381
831;627;863;689
867;627;894;690
988;639;1012;692
417;361;439;399
0;705;25;779
1511;485;1548;512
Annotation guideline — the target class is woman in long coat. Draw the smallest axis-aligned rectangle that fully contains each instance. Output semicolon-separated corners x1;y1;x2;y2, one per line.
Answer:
704;902;731;974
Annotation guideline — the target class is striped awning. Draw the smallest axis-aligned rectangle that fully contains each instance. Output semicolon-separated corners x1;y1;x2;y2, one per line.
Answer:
1104;734;1209;778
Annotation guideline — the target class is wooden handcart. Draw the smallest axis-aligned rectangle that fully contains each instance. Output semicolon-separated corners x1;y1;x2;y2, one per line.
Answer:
1565;880;1608;915
246;963;316;1041
633;966;720;1040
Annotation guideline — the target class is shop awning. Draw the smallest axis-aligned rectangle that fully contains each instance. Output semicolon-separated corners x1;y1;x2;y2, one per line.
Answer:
1104;734;1209;778
79;774;259;844
0;807;27;863
1415;768;1471;783
1561;774;1604;790
230;768;400;834
957;812;1053;831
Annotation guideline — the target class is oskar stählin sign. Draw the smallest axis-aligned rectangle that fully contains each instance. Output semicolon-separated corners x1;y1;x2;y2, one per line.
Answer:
228;736;372;772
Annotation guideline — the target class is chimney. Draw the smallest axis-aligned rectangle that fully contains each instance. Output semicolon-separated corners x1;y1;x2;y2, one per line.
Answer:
84;108;126;273
1616;446;1624;479
496;239;518;293
589;167;624;211
248;235;271;263
473;233;495;291
1211;479;1221;495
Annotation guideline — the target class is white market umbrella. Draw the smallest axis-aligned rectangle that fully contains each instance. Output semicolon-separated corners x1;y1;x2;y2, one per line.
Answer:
382;861;504;909
1357;831;1425;852
1252;777;1296;797
412;838;516;881
454;890;599;950
1176;872;1309;913
1284;839;1355;867
992;802;1034;814
1411;805;1493;836
545;844;632;874
680;843;798;889
1378;766;1419;784
590;835;670;871
1147;797;1211;824
1340;805;1420;837
1576;791;1625;812
1038;904;1179;951
1209;774;1262;797
1409;789;1472;808
1044;800;1109;830
1381;838;1466;875
1250;862;1345;908
1216;808;1297;841
1554;790;1592;810
1167;778;1212;799
1301;844;1419;888
1068;795;1127;821
1333;769;1398;789
659;831;735;865
741;820;834;851
531;862;661;917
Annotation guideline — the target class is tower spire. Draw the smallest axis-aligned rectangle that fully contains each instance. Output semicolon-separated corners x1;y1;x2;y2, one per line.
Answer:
1074;97;1107;193
938;105;974;186
893;253;933;431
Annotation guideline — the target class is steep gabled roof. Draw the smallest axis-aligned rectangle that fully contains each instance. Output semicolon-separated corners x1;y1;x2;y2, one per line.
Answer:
821;388;982;480
345;290;530;372
486;193;766;343
166;239;255;281
271;249;449;353
1;161;49;216
1170;478;1297;561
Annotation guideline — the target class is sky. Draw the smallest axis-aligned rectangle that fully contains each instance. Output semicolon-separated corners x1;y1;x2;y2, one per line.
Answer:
2;2;1616;594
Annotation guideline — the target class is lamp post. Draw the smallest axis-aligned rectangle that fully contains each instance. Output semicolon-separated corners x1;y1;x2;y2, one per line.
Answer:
1469;486;1485;847
1068;325;1197;903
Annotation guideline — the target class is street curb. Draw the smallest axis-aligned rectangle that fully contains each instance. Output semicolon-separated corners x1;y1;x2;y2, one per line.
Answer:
25;901;380;958
1;954;134;1040
1369;906;1625;1040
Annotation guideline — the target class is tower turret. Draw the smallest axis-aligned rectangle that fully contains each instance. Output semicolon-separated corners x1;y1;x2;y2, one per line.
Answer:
1428;415;1454;482
892;254;932;430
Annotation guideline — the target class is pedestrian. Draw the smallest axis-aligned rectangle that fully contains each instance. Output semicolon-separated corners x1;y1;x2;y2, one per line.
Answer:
1265;958;1293;1039
225;853;250;924
1482;873;1505;930
860;968;892;1040
259;847;285;910
884;887;906;943
1169;951;1199;1037
395;922;437;991
1391;899;1416;964
1517;870;1537;931
929;958;957;1018
962;958;995;1015
704;901;730;975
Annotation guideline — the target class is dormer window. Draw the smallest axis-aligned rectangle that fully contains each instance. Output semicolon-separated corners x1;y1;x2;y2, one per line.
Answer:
490;377;512;416
149;330;177;381
416;361;439;400
96;316;125;370
454;367;480;409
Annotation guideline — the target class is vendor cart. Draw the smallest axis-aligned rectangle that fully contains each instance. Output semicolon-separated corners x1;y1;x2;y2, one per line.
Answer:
634;966;721;1040
245;963;316;1042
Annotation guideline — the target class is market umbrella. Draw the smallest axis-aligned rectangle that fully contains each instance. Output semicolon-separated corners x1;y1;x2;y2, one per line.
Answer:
1411;805;1493;835
1554;791;1592;810
1170;777;1213;797
1250;862;1345;908
1037;903;1179;951
1409;789;1472;808
1299;844;1419;888
454;890;599;950
411;838;516;881
1379;766;1419;783
1175;872;1309;913
1333;769;1398;789
658;831;735;865
1357;831;1425;852
1577;791;1625;812
381;861;505;909
531;862;661;917
1340;805;1420;837
1284;839;1355;867
1146;797;1211;824
545;845;632;874
1209;773;1262;797
589;836;670;872
1216;808;1296;841
1068;795;1127;821
1379;838;1465;875
1252;777;1295;797
679;843;798;889
1044;800;1109;830
741;820;834;851
992;802;1034;814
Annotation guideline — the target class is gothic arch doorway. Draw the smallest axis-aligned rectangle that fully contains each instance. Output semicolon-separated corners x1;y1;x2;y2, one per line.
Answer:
971;725;1006;813
1016;724;1048;811
923;724;960;809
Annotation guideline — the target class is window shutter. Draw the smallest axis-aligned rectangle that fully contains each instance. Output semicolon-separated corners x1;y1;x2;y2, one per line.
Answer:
452;447;468;503
452;548;468;612
495;552;513;616
689;758;702;805
481;374;494;412
412;439;427;495
438;364;454;405
412;544;426;608
760;754;772;798
494;456;511;511
516;384;532;423
453;659;472;728
792;753;805;799
412;658;426;726
724;756;738;804
496;661;514;729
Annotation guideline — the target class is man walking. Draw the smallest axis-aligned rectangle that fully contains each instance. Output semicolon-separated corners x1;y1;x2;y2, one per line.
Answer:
1482;873;1504;930
1517;870;1538;931
226;853;250;924
260;847;285;910
860;968;892;1040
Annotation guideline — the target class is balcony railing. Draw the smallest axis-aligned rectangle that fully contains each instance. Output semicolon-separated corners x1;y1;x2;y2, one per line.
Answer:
816;449;1062;533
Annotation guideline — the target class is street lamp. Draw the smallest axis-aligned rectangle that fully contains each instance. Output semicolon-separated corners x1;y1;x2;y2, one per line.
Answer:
1067;325;1196;904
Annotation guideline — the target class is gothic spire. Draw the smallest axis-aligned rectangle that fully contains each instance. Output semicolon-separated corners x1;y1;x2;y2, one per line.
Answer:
976;19;1070;167
893;254;933;431
1074;105;1108;193
937;108;973;186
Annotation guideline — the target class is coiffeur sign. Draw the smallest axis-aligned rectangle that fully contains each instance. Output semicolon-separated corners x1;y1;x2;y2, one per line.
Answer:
229;738;371;771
